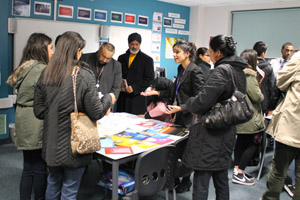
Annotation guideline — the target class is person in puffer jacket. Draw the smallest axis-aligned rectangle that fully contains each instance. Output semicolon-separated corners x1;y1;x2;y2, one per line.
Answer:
34;31;115;200
182;35;247;200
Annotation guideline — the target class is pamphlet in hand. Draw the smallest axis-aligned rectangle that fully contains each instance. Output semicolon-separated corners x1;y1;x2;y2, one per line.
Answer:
121;79;128;92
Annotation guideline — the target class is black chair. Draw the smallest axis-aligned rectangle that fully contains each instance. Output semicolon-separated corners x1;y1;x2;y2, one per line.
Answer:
123;145;175;200
164;137;192;200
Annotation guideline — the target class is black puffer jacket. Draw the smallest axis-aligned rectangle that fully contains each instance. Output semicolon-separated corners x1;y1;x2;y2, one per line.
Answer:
258;57;275;113
182;55;247;171
34;65;112;168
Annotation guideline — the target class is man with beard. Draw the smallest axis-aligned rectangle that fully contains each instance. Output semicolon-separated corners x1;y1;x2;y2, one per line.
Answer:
116;32;154;114
271;42;295;77
80;42;122;102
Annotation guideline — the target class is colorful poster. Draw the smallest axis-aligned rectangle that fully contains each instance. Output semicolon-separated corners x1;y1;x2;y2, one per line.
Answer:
95;10;107;22
105;147;133;154
153;12;163;23
125;13;135;24
58;5;73;18
111;11;123;23
165;37;178;59
138;15;148;26
77;7;91;20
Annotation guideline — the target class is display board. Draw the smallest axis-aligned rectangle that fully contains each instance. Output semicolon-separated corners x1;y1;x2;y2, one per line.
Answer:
108;25;152;60
232;8;300;58
13;18;100;68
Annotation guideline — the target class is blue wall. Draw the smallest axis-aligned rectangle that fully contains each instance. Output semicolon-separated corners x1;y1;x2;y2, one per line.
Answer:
0;0;190;132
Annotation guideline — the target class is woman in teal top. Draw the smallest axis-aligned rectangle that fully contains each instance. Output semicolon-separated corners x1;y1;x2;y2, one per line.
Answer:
7;33;53;200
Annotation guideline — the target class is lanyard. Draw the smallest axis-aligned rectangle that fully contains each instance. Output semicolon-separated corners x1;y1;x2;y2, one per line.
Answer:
174;68;186;99
96;67;104;88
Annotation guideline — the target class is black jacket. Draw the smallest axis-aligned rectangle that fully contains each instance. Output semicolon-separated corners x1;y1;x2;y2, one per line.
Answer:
257;57;275;113
117;50;154;114
182;55;247;171
196;60;211;81
80;51;122;99
162;62;205;128
34;65;112;168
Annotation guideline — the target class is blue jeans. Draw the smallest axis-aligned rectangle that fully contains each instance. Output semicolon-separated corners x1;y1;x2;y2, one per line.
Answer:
20;149;47;200
193;169;229;200
46;166;85;200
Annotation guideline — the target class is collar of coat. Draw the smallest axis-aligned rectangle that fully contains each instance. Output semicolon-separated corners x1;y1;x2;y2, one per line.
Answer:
244;67;257;76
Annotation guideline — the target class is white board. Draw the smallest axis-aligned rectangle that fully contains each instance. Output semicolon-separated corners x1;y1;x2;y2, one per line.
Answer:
108;26;152;60
13;18;100;68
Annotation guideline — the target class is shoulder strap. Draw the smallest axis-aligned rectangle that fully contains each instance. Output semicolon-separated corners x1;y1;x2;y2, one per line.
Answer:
72;66;80;114
226;64;237;91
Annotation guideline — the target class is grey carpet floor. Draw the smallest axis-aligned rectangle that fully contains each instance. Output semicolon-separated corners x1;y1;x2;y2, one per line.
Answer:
0;143;292;200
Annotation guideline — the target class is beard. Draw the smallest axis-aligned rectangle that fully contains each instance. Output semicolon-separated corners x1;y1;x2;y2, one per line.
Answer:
130;48;140;54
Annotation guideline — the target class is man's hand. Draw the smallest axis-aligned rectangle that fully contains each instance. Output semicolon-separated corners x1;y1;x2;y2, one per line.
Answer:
141;89;159;96
126;86;133;93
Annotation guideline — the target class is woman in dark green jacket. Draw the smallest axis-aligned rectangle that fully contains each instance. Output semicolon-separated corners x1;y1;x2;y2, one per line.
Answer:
233;49;265;186
7;33;53;200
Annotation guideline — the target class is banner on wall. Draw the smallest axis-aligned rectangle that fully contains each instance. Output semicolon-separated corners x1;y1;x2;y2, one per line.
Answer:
165;37;179;59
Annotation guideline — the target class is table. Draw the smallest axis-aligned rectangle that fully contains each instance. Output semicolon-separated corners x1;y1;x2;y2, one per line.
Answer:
94;112;188;200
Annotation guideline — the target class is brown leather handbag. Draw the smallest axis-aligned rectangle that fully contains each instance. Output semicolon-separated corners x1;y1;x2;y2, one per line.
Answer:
70;66;101;154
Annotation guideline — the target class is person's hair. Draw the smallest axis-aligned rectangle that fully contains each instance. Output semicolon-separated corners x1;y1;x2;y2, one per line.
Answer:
42;31;85;85
100;42;115;52
196;47;208;63
281;42;294;50
209;35;236;57
55;34;61;46
173;40;197;62
19;33;52;66
240;49;257;71
253;41;268;57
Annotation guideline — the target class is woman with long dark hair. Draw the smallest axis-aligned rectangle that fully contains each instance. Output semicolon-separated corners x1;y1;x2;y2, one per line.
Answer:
182;35;248;200
195;47;211;81
233;49;265;186
7;33;53;200
34;31;114;199
142;40;205;192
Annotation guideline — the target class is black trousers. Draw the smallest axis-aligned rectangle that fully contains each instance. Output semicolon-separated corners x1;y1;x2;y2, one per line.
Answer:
193;169;229;200
20;149;47;200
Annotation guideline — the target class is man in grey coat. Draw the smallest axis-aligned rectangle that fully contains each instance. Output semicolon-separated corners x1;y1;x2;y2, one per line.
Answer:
81;42;122;101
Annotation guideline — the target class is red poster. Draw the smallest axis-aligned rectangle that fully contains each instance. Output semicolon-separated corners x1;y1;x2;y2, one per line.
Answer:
125;14;135;24
105;146;133;154
59;6;73;17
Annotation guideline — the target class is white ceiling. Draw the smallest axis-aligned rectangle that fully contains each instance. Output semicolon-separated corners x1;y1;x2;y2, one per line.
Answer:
158;0;297;7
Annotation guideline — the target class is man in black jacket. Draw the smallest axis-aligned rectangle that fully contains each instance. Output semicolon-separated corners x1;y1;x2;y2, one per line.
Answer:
80;42;122;101
253;41;275;114
117;32;154;114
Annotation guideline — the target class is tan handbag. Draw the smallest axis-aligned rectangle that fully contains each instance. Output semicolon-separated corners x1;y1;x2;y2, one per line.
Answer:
70;66;101;154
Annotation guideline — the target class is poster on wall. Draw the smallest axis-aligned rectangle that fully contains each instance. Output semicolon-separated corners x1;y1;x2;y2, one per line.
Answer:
165;37;179;59
152;53;160;63
153;12;162;23
152;33;161;42
111;11;123;23
95;10;107;22
77;7;91;20
151;43;161;52
58;5;73;18
125;13;136;24
163;17;172;27
34;1;51;16
12;0;30;16
152;23;162;32
138;15;148;26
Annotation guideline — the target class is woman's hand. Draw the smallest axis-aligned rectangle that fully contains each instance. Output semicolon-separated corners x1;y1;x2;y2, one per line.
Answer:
109;93;116;104
140;89;159;96
165;105;182;114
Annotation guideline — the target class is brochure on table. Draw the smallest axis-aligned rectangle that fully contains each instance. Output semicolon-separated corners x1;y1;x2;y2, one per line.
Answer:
96;112;187;160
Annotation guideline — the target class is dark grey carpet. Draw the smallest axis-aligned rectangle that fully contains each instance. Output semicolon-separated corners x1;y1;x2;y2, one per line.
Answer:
0;143;292;200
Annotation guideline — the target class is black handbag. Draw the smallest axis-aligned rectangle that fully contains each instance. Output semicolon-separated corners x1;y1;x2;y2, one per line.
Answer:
201;65;254;129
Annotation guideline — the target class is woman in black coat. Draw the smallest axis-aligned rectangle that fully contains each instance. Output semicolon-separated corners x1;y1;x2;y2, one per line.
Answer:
182;35;248;200
195;47;211;81
34;31;114;200
142;40;205;192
